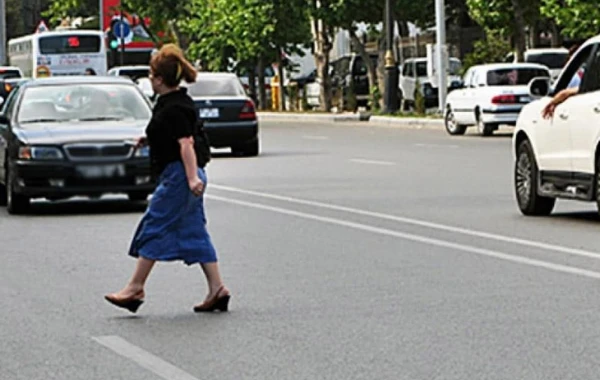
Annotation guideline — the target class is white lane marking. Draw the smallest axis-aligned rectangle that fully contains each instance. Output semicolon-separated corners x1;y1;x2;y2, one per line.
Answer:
415;143;459;148
93;336;200;380
349;158;396;166
208;195;600;280
209;184;600;261
303;135;329;140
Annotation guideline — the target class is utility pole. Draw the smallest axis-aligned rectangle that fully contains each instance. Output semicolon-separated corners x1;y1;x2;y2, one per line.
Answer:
383;0;399;113
0;0;6;65
435;0;447;112
119;10;125;66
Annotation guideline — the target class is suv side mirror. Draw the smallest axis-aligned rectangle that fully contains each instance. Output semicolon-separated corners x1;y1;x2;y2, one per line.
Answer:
528;77;551;98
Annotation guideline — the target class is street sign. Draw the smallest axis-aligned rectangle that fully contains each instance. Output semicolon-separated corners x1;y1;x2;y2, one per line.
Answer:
35;21;48;33
112;20;130;39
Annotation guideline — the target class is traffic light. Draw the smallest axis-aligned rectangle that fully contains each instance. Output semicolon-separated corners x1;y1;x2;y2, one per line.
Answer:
107;28;119;51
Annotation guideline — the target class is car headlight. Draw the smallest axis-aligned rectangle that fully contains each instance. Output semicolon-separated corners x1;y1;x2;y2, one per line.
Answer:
18;146;64;160
134;146;150;158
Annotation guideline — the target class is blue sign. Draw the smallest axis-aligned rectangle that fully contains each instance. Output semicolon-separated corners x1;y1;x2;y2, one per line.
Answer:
113;21;130;39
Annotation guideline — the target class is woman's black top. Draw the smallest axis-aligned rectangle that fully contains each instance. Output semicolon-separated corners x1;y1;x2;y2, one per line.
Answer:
145;88;197;179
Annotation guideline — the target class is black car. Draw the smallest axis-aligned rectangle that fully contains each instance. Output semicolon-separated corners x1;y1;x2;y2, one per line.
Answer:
0;76;155;214
183;73;259;156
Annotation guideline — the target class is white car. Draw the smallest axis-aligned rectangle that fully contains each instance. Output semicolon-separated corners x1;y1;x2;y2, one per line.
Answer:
107;65;150;81
513;34;600;216
444;63;551;136
506;48;569;81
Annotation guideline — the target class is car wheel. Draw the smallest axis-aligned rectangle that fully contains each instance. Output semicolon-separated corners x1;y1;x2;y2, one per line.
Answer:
6;171;30;215
444;108;466;135
595;154;600;216
515;139;555;216
0;181;6;206
128;192;149;202
476;113;495;136
232;139;259;157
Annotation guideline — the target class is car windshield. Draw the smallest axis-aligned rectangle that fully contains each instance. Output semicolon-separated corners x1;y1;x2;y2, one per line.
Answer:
17;83;151;125
186;77;246;97
525;53;569;69
449;59;462;75
486;68;550;86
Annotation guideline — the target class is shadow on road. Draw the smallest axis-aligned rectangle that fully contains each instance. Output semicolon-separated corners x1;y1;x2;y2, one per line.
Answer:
548;211;600;223
25;199;147;217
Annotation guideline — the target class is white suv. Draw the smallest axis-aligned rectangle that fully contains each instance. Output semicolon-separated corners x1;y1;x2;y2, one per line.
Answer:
513;34;600;215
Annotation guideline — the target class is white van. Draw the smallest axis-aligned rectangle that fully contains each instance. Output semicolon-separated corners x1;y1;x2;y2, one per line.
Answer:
506;48;569;81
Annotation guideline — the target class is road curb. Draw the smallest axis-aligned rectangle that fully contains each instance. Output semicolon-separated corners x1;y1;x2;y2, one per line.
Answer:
258;112;370;123
368;116;444;129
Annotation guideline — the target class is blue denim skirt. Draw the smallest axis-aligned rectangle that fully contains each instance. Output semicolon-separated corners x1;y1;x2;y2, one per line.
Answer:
128;161;218;265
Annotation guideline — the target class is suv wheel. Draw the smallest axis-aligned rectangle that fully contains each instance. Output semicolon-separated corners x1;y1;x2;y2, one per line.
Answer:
515;139;555;216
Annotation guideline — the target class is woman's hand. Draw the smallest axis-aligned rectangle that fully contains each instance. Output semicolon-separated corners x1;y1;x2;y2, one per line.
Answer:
135;136;148;147
188;177;205;196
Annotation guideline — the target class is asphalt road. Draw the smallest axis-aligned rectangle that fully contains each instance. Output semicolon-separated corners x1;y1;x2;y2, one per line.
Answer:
2;120;600;379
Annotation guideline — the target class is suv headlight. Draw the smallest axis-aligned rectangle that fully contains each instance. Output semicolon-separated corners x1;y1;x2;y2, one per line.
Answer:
134;146;150;158
19;146;64;160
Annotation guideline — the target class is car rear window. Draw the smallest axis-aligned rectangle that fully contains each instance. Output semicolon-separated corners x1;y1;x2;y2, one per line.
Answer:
0;69;21;79
186;77;246;97
525;53;569;69
486;68;550;86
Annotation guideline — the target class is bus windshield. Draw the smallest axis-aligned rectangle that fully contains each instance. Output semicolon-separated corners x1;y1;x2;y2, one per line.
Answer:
38;35;102;54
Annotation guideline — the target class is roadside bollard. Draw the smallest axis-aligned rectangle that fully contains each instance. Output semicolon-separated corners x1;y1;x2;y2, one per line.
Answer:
271;74;280;111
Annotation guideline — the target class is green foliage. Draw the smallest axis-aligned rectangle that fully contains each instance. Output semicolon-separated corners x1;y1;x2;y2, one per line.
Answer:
369;86;381;112
462;30;512;72
43;0;97;25
541;0;600;39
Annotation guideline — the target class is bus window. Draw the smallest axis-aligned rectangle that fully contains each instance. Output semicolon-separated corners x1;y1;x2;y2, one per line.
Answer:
39;35;101;54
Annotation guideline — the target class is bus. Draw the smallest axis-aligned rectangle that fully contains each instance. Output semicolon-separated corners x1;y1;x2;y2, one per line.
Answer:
8;30;107;78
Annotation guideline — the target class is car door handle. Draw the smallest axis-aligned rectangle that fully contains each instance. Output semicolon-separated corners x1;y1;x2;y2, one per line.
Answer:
559;112;569;120
594;105;600;113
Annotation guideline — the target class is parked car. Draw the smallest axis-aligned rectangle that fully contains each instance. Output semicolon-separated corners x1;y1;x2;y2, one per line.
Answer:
0;76;154;214
506;48;569;81
108;65;150;82
399;57;463;109
444;63;551;136
182;72;259;156
512;35;600;216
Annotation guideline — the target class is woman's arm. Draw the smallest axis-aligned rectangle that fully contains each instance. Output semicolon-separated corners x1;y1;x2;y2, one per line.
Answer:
179;136;204;196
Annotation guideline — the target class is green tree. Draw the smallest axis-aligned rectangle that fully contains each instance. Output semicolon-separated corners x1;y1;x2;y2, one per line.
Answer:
466;0;540;61
541;0;600;39
43;0;98;25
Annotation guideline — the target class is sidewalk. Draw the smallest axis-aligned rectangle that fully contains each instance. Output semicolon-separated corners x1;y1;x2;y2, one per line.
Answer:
258;111;444;129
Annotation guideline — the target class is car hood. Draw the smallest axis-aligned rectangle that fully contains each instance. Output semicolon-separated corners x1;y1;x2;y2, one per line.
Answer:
14;119;148;145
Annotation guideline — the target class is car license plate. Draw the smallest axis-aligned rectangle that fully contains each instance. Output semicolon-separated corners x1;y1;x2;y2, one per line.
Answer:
199;108;219;119
76;164;126;179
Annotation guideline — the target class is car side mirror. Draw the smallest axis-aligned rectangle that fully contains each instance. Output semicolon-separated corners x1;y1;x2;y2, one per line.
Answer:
528;77;551;98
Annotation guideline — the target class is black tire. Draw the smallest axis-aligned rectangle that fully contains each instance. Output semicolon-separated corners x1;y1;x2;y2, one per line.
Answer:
476;112;495;136
0;181;6;206
595;154;600;216
6;172;30;215
515;139;555;216
128;192;149;202
232;139;259;157
444;108;467;136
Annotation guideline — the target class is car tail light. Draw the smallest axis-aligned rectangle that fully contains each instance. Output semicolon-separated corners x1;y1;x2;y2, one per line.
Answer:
491;94;517;104
239;100;256;120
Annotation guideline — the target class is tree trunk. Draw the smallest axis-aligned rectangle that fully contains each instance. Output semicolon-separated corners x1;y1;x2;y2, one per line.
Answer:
257;56;267;111
511;0;527;61
550;20;562;47
377;36;386;110
313;12;332;112
247;63;258;105
350;30;377;110
276;48;286;111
